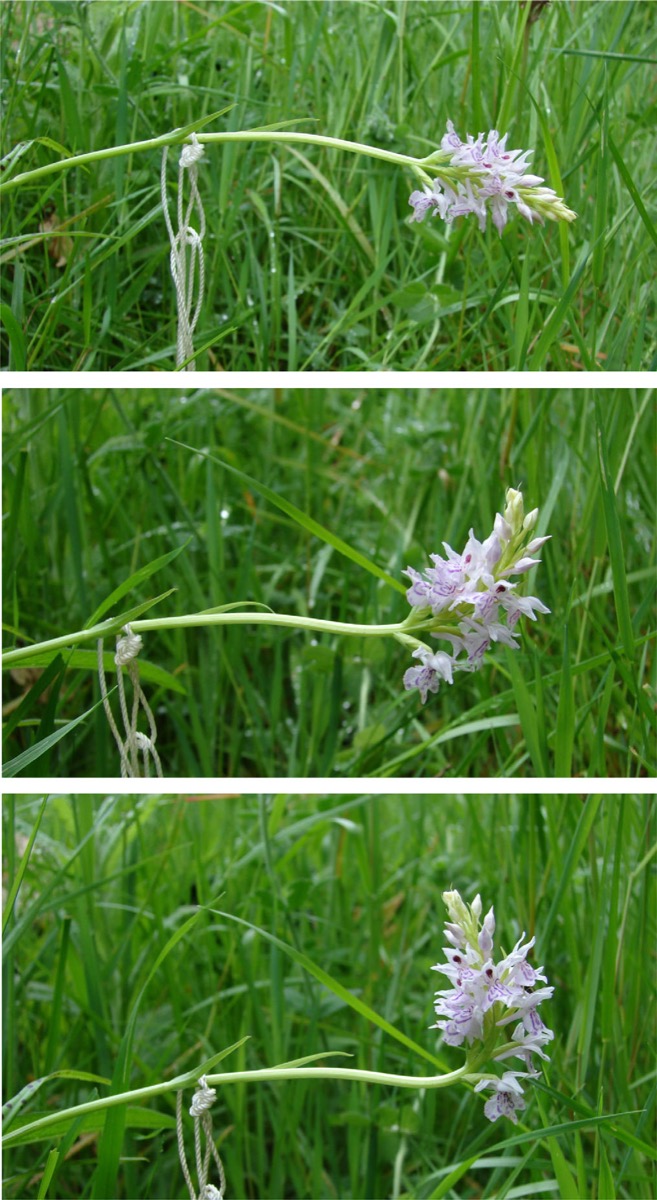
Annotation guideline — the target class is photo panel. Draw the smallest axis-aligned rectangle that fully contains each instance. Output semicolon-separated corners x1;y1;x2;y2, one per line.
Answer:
2;388;654;779
2;793;655;1200
1;2;654;372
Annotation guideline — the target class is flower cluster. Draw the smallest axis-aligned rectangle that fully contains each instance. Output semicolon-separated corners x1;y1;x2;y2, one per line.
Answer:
402;487;549;703
432;890;554;1124
409;121;576;234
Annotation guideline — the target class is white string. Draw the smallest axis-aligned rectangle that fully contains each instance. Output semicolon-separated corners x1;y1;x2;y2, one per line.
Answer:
189;1077;216;1117
97;624;163;778
177;1077;226;1200
161;132;206;371
115;627;143;665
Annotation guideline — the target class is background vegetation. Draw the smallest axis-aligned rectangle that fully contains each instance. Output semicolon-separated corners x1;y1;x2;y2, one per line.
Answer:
1;0;655;370
2;794;655;1200
3;388;655;778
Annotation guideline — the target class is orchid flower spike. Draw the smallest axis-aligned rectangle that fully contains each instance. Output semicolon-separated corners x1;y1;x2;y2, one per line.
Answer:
433;889;554;1124
402;486;550;703
409;121;576;235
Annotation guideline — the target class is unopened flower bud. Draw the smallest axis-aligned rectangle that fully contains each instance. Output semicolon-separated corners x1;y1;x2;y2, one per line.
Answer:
442;889;469;927
494;513;513;543
525;535;551;554
503;488;525;534
522;507;539;532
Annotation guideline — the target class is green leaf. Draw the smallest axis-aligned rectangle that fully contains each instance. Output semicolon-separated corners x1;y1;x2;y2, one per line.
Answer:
8;649;186;695
3;694;112;777
269;1051;351;1070
598;1131;616;1198
1;798;48;939
608;132;657;250
594;401;635;662
5;1104;177;1149
554;620;575;776
537;1092;580;1198
32;136;75;158
505;649;547;776
2;1069;112;1133
0;303;26;370
428;1153;480;1198
541;796;603;946
37;1148;60;1199
2;654;66;742
528;85;571;288
173;105;237;138
527;243;591;369
85;547;189;628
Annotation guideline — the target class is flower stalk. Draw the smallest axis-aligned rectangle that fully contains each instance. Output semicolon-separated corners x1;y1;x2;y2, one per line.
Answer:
1;612;419;669
2;1060;478;1150
0;128;433;196
1;123;575;236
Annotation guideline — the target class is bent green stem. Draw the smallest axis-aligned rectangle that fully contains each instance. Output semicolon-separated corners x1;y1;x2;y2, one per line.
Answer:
205;1063;474;1088
2;1062;475;1150
2;608;453;668
0;127;436;196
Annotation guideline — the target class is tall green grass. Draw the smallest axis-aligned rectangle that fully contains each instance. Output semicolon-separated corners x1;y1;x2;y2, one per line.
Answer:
2;389;655;778
2;795;655;1199
1;0;655;370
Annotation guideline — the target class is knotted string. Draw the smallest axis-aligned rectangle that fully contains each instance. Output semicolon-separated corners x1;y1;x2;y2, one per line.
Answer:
97;624;163;778
161;132;206;370
177;1076;226;1200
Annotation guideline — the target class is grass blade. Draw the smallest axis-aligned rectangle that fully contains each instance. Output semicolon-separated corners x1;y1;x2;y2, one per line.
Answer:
594;400;635;662
167;439;406;595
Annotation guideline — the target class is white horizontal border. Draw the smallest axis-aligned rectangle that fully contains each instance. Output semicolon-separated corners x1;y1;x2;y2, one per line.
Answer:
2;372;655;391
2;776;652;797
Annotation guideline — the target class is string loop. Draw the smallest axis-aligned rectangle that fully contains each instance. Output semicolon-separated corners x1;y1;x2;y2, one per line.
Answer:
97;624;163;778
161;132;206;370
177;1076;226;1200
